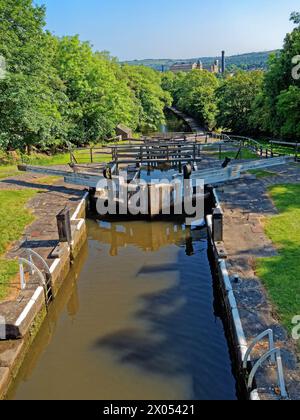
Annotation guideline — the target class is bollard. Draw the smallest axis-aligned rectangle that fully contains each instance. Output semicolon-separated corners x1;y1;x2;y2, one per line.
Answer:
212;208;223;242
56;208;72;244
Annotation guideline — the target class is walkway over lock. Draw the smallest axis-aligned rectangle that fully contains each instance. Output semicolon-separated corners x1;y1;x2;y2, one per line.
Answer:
18;155;294;189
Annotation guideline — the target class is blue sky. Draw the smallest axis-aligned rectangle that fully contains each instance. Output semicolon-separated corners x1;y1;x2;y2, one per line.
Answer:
35;0;299;60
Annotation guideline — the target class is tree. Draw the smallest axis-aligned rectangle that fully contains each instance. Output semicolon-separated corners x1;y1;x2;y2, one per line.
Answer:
251;12;300;138
0;1;68;152
54;37;141;144
290;12;300;25
276;86;300;138
217;71;264;134
0;1;173;152
161;72;176;98
123;65;172;132
170;70;219;130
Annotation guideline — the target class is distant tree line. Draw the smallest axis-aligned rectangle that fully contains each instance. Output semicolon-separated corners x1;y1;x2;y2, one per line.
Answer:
0;0;171;154
162;13;300;141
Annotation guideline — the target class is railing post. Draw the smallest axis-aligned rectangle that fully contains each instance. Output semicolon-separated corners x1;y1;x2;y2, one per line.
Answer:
19;261;26;290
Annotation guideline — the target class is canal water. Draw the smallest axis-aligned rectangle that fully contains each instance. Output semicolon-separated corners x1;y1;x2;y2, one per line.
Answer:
8;219;237;400
144;109;190;135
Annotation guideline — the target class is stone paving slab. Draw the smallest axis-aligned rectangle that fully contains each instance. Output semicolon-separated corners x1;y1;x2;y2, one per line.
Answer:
0;168;85;267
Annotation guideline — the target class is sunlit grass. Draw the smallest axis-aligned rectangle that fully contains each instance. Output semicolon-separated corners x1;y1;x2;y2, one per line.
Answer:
209;149;258;160
0;166;20;180
256;184;300;337
35;176;62;185
248;169;279;179
0;190;37;300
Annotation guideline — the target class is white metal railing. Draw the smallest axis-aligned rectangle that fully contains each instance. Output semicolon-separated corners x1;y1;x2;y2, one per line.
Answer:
243;329;275;369
26;249;51;277
19;258;47;291
247;348;288;399
243;329;288;399
19;249;53;308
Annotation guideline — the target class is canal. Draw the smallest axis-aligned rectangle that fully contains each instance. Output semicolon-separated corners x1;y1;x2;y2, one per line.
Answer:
145;108;190;135
8;219;237;400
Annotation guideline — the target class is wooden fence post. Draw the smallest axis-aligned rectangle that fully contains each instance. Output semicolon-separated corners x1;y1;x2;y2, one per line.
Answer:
56;208;72;245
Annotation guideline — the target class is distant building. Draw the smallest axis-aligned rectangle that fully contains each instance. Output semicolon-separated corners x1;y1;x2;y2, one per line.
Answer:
169;52;226;75
170;60;203;73
210;59;220;74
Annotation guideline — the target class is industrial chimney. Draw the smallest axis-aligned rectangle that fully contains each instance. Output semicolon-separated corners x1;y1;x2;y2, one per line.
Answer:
221;51;226;74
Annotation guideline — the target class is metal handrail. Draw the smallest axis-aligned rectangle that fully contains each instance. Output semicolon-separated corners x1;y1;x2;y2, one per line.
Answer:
243;329;275;369
19;258;47;295
26;249;51;276
247;348;288;399
19;255;52;308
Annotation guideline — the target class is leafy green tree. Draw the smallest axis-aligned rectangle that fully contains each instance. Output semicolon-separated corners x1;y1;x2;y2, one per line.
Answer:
276;86;300;138
123;65;172;132
161;71;176;98
0;1;67;152
55;36;140;144
0;1;172;152
251;12;300;138
217;71;264;134
171;70;219;130
290;12;300;25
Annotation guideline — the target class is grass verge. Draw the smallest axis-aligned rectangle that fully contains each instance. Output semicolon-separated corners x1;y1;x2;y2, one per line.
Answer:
0;166;20;180
248;169;279;179
0;190;37;300
209;149;258;160
256;184;300;340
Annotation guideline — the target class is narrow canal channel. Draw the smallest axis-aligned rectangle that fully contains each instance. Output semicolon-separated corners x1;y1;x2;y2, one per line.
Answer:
8;218;237;400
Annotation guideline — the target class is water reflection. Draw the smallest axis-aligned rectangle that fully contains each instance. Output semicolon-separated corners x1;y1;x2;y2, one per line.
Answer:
8;220;237;401
96;220;199;256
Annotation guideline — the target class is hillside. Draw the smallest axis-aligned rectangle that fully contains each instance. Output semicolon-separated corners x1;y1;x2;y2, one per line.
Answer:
123;50;279;71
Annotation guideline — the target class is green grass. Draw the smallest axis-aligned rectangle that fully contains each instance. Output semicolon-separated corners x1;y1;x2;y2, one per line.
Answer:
256;184;300;338
0;190;37;300
35;176;62;185
248;169;279;179
255;139;297;157
0;166;20;180
0;149;112;179
21;150;112;166
210;149;258;160
21;153;71;166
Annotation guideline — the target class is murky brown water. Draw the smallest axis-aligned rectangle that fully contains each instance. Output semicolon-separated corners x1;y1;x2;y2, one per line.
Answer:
8;219;237;400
